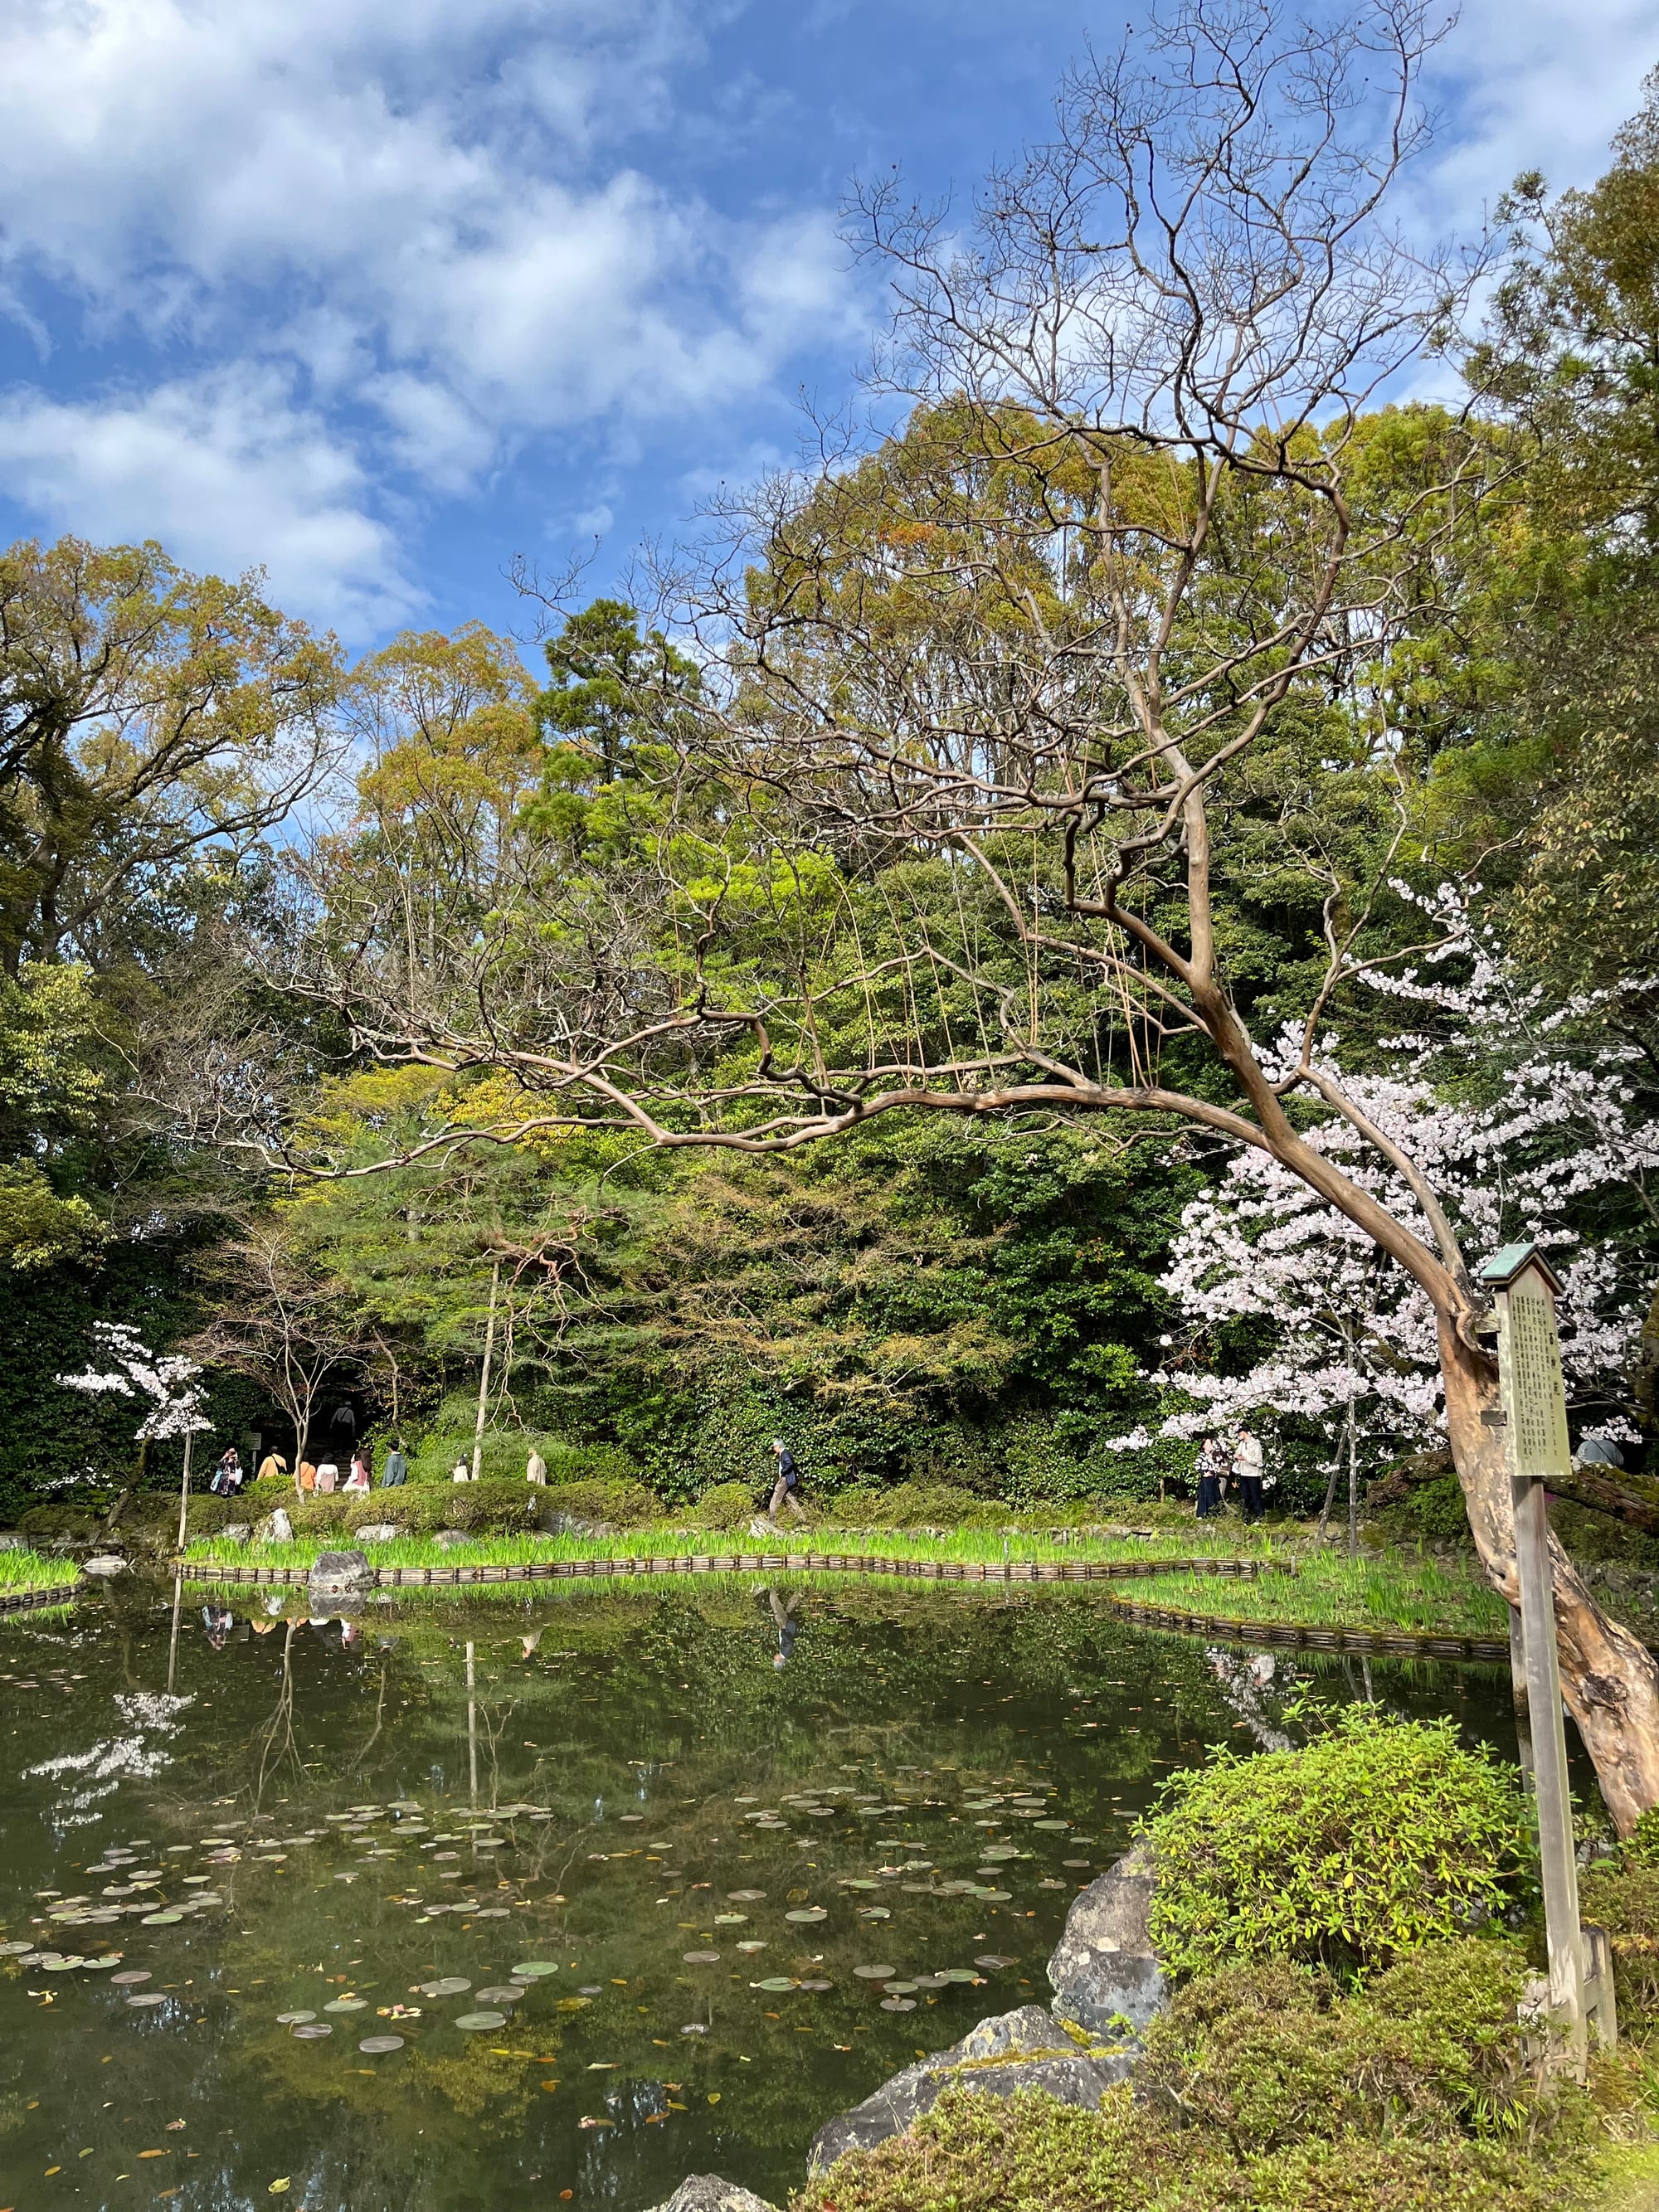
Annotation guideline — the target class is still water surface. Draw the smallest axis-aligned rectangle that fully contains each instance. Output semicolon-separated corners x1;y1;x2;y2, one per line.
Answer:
0;1578;1515;2210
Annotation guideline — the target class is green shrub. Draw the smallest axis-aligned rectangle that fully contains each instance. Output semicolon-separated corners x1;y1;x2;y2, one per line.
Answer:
1579;1852;1659;2021
405;1431;636;1488
827;1480;1003;1528
538;1477;660;1529
17;1502;101;1543
791;2077;1566;2212
690;1480;761;1528
1139;1943;1538;2152
1141;1709;1534;1978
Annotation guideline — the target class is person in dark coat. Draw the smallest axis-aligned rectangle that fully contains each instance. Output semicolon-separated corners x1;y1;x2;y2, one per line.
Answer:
1194;1435;1227;1519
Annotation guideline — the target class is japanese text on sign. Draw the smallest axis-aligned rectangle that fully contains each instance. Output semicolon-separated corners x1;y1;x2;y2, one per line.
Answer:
1503;1275;1573;1479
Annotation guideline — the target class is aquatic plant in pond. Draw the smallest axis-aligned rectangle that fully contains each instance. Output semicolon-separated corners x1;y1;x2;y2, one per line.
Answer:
0;1546;78;1592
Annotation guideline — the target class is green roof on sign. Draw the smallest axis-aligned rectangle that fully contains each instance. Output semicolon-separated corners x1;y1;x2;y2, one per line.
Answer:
1477;1242;1565;1295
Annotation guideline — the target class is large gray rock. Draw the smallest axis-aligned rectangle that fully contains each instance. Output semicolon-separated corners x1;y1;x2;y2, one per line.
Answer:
255;1509;294;1544
353;1523;403;1544
1048;1849;1167;2038
644;2178;777;2212
808;2004;1135;2170
308;1548;373;1599
219;1523;253;1544
81;1553;129;1577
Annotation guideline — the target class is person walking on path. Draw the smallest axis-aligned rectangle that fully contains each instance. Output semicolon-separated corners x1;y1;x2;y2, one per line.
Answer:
1194;1435;1227;1519
1233;1423;1266;1524
255;1450;288;1485
343;1452;371;1495
380;1440;408;1488
766;1438;806;1523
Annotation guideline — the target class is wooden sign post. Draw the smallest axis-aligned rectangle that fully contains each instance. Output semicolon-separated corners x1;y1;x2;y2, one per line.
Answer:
1477;1242;1588;2077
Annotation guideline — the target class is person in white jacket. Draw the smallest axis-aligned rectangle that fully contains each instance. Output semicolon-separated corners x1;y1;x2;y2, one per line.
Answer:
1233;1425;1265;1524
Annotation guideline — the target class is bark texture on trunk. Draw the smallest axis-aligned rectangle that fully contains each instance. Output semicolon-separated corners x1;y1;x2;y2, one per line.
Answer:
1439;1315;1659;1836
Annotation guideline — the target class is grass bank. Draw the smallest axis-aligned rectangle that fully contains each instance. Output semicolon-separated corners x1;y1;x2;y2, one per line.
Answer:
1121;1551;1510;1641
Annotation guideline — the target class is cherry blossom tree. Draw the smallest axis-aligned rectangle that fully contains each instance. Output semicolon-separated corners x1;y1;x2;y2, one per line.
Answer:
60;1322;212;1552
1139;899;1658;1535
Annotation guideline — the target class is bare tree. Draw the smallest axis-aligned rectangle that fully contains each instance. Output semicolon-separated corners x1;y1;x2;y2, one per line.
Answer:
186;1216;369;1481
268;2;1659;1827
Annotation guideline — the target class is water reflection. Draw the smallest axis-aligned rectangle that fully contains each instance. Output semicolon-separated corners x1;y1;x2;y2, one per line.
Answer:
0;1581;1518;2211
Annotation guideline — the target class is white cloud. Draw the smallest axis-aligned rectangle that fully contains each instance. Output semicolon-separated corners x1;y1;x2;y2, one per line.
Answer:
1423;0;1659;208
0;369;414;634
0;1;854;455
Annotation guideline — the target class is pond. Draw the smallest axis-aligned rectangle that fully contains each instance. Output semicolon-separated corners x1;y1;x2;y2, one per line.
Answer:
0;1578;1516;2210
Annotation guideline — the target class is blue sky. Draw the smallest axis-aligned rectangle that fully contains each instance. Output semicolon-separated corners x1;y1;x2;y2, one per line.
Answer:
0;0;1655;649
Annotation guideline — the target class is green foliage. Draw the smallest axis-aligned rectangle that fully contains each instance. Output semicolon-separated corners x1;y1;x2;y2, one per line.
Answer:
1140;1942;1541;2151
688;1480;761;1528
1141;1709;1534;1977
1579;1844;1659;2020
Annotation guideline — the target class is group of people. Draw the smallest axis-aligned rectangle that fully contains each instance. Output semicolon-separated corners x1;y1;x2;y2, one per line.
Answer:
1194;1422;1270;1522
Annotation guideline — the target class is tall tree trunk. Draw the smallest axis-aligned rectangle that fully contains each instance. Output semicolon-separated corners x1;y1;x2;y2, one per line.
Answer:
1439;1315;1659;1835
470;1262;501;1483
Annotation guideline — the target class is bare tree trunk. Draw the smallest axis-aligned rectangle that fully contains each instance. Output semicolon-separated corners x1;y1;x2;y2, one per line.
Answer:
470;1262;501;1483
1346;1385;1360;1560
1439;1317;1659;1835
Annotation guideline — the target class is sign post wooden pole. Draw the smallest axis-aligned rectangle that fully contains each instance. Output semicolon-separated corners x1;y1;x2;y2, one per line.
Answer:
1478;1242;1587;2078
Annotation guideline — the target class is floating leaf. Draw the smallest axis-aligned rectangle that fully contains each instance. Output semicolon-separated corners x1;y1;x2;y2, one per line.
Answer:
726;1889;766;1901
753;1976;798;1991
713;1913;747;1926
975;1955;1018;1970
275;2010;317;2025
141;1912;183;1926
323;1998;367;2013
879;1997;916;2012
420;1978;472;1998
512;1962;559;1977
784;1908;826;1923
456;2010;508;2030
127;1992;168;2007
682;1952;720;1965
853;1965;897;1981
358;2036;405;2054
112;1971;151;1986
883;1981;918;1995
270;2180;290;2195
292;2024;333;2039
799;1978;832;1992
474;1987;522;2005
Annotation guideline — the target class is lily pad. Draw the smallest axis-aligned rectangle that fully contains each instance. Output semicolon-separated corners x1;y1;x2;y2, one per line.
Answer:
975;1955;1019;1969
853;1965;897;1981
0;1940;32;1957
112;1970;151;1986
682;1951;720;1965
940;1968;982;1983
292;2023;333;2039
421;1977;472;1998
857;1907;892;1920
753;1976;799;1991
799;1978;833;1992
276;2010;318;2025
455;2010;508;2030
323;1997;367;2013
511;1962;559;1977
882;1980;917;1995
127;1992;168;2007
734;1941;766;1953
359;2035;405;2054
727;1889;766;1901
141;1911;183;1925
879;1996;917;2012
1033;1820;1070;1830
784;1907;826;1923
474;1987;522;2004
971;1889;1011;1902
